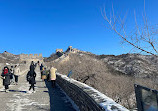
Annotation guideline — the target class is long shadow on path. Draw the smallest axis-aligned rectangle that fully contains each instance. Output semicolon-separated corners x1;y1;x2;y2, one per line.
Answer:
44;80;76;111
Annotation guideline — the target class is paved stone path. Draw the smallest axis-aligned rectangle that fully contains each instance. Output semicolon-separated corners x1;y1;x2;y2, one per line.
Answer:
0;66;76;111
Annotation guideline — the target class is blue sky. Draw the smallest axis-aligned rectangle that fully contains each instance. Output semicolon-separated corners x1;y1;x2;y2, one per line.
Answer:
0;0;157;57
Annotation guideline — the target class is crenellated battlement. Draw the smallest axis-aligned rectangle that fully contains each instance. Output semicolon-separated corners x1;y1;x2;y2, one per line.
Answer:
20;53;43;62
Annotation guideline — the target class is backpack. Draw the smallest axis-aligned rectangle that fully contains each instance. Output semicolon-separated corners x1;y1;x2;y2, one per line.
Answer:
26;71;31;81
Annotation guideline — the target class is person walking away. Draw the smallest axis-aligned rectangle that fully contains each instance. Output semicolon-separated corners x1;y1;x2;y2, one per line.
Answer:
1;66;11;93
41;67;44;79
37;61;40;66
27;70;36;93
41;67;47;81
40;64;43;71
40;64;44;78
46;69;50;81
10;66;14;84
50;67;57;88
14;65;20;85
30;61;35;73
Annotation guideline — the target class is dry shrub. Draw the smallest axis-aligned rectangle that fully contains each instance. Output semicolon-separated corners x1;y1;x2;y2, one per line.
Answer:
135;77;158;90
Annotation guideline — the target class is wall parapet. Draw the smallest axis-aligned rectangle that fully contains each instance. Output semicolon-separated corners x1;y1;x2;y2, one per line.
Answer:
56;73;129;111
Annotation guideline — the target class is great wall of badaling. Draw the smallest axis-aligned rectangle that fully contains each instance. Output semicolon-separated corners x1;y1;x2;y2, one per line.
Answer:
56;46;80;54
0;46;128;111
19;46;80;63
54;46;81;63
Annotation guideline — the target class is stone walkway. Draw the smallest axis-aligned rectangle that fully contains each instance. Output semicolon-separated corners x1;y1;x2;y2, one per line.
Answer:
0;66;76;111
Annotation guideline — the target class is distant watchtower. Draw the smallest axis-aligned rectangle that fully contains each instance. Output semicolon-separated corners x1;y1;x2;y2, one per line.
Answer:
56;49;63;53
68;46;73;51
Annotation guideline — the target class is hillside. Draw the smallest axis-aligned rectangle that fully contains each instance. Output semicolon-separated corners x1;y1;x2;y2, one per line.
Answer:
97;54;158;78
44;46;158;109
0;51;20;64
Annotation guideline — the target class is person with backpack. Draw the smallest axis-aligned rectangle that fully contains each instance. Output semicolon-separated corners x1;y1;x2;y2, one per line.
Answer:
41;67;47;81
41;67;44;79
27;67;36;93
14;65;20;85
1;66;11;93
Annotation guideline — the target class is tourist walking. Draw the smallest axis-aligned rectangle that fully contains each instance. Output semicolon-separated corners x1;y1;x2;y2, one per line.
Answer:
10;66;14;84
40;63;43;71
50;67;57;88
1;66;11;93
37;61;40;66
41;67;44;79
27;69;36;93
40;63;44;77
41;67;47;80
14;65;20;85
30;61;35;72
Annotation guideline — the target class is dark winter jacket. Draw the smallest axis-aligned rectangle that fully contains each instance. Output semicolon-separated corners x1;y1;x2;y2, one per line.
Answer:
40;64;43;71
27;71;36;84
30;65;35;72
1;67;11;85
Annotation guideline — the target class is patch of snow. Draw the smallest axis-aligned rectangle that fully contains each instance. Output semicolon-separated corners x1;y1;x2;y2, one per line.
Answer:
6;63;10;65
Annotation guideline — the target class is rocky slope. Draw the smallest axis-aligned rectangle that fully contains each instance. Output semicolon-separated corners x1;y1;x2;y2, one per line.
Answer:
46;48;158;78
0;51;20;64
97;54;158;78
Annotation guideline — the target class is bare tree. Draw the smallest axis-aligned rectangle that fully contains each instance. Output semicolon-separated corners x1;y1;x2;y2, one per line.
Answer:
102;1;158;56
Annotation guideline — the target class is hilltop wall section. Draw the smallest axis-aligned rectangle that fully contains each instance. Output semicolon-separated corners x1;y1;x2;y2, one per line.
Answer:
66;46;80;53
20;54;43;63
53;46;83;64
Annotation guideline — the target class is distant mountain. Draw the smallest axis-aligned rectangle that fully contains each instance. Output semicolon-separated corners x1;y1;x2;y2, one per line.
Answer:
97;54;158;78
45;47;158;78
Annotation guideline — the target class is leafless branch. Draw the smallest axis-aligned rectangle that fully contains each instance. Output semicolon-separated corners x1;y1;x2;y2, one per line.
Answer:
102;2;158;56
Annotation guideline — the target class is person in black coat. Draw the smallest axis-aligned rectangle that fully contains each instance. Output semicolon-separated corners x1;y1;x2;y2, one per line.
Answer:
27;70;36;93
30;61;35;72
40;64;43;71
1;66;11;93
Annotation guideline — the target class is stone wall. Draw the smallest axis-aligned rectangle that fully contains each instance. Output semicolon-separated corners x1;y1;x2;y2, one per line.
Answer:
53;54;69;63
20;54;43;63
56;73;129;111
